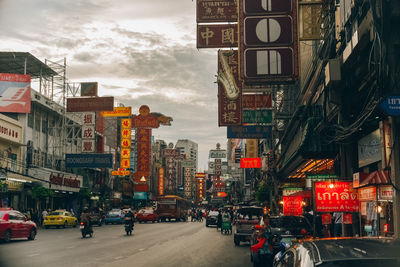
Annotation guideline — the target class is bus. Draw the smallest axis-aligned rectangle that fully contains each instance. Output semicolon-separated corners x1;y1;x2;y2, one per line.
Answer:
156;195;188;222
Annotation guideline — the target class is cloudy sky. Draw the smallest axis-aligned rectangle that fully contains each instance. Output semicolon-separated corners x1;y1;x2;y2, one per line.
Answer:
0;0;228;170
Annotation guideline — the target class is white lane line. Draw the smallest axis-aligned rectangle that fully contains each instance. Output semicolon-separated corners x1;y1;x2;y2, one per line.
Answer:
139;248;145;252
114;256;124;260
67;246;74;249
28;253;40;257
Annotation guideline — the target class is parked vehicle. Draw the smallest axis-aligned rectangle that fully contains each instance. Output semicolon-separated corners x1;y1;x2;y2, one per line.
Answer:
274;237;400;267
206;211;219;227
156;195;188;222
137;209;159;223
251;215;312;266
80;221;93;238
234;206;263;246
104;209;125;224
0;208;37;243
43;209;78;229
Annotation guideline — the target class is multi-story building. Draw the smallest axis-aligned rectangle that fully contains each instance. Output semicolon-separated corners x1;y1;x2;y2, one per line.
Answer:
175;139;198;171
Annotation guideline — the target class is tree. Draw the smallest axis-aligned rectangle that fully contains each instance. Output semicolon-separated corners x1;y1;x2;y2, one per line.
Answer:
255;181;272;204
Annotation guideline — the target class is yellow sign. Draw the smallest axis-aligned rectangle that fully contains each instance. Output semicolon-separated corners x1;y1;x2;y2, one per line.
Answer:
101;107;132;117
121;148;131;159
112;170;130;176
121;118;131;129
121;138;131;148
121;158;131;169
121;128;131;139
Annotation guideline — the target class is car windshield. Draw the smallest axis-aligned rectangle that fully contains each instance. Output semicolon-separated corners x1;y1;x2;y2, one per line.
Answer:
237;208;263;219
108;211;120;215
320;259;399;267
49;212;64;216
270;216;310;229
209;211;219;216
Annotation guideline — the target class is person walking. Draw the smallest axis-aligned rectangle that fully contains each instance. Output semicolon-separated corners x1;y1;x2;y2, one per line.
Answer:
41;209;48;227
332;212;343;237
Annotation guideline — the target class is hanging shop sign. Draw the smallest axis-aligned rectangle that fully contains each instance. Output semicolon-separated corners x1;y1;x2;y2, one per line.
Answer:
159;168;164;196
196;0;238;23
131;105;159;128
239;0;299;82
380;95;400;116
242;94;272;109
357;129;381;168
101;107;131;117
358;186;376;201
0;116;23;144
197;24;238;48
240;158;261;168
283;196;302;216
321;213;332;225
242;109;273;124
378;185;393;200
209;149;227;159
0;73;31;113
217;50;242;126
227;125;272;139
246;139;258;158
314;181;359;212
28;168;83;192
112;170;130;176
65;153;113;168
343;213;353;224
66;97;114;112
120;118;132;169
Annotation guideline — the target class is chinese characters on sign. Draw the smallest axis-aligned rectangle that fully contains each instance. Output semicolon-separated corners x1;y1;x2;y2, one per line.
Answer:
197;24;238;48
196;0;238;23
159;168;164;196
120;118;132;169
240;158;261;168
82;112;95;153
0;73;31;113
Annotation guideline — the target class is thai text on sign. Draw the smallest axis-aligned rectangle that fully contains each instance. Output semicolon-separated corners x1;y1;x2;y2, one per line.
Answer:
314;181;359;212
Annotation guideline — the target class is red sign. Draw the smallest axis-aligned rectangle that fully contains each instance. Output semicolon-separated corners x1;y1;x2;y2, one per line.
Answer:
343;214;352;224
196;0;238;23
159;168;164;196
218;50;242;126
131;105;160;128
135;128;151;181
242;94;272;109
197;24;238;48
240;158;261;168
321;213;332;225
315;182;359;212
283;196;302;216
134;183;149;192
217;192;227;197
0;73;31;113
66;97;114;112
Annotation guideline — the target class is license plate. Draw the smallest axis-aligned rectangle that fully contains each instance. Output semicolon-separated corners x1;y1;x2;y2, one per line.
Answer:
80;225;84;229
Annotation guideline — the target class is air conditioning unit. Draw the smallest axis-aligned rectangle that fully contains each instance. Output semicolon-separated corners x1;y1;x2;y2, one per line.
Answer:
325;58;342;86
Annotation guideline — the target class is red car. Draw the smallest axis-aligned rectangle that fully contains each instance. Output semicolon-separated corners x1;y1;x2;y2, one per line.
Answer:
137;209;159;223
0;208;37;243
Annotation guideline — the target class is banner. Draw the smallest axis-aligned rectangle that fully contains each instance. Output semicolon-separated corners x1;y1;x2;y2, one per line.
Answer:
65;153;113;168
314;181;359;212
0;73;31;113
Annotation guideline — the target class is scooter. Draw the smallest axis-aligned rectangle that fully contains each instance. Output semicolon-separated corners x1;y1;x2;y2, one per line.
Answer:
80;221;93;238
124;218;134;236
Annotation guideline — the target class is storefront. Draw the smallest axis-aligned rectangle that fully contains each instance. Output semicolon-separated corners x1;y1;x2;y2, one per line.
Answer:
28;167;83;212
354;170;393;236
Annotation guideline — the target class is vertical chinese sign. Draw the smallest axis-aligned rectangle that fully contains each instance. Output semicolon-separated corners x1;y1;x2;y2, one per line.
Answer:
163;148;180;195
120;118;131;169
82;112;95;153
184;167;193;198
159;168;164;196
217;50;242;126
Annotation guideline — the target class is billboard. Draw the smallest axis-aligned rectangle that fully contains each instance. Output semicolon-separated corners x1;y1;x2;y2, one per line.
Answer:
227;125;272;139
0;73;31;113
242;94;272;109
240;158;261;168
65;153;113;168
283;196;303;216
66;97;114;112
81;82;98;97
101;107;131;117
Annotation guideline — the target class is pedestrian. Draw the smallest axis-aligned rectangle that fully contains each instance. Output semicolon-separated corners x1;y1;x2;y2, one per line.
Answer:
217;210;222;231
41;209;48;227
332;212;343;237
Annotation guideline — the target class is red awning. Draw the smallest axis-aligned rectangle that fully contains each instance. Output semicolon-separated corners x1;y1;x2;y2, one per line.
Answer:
359;170;390;187
288;190;311;198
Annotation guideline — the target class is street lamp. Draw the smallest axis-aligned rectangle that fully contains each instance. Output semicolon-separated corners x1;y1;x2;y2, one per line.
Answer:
140;176;146;182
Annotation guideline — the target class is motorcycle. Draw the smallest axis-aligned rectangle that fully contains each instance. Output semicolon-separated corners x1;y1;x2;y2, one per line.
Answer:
124;217;134;235
80;221;93;238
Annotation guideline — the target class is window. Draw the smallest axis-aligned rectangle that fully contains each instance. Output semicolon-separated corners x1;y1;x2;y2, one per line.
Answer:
28;112;34;128
34;112;40;132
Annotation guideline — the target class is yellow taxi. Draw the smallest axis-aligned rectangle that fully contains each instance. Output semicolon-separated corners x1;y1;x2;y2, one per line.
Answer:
43;210;78;229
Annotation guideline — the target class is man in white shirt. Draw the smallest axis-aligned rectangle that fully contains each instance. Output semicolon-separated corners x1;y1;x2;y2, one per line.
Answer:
332;212;343;237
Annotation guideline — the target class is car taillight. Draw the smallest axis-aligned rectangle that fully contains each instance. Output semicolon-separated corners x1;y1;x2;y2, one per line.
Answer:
117;215;120;218
80;221;84;226
301;229;307;235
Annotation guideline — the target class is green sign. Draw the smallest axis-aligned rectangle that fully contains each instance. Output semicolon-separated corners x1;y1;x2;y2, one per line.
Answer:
243;109;272;124
306;174;337;179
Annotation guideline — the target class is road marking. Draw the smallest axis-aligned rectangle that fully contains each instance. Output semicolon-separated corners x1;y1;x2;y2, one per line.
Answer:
67;246;74;249
28;254;40;257
114;256;124;260
139;248;145;252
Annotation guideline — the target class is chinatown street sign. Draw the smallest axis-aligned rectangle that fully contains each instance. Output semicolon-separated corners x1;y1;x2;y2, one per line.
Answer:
244;16;293;46
227;125;272;139
242;109;273;124
112;170;130;176
196;0;238;23
380;95;400;116
66;97;114;112
242;94;272;109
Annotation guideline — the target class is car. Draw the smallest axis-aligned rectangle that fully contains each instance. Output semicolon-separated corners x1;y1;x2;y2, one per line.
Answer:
104;209;125;224
251;215;312;266
137;209;159;223
206;211;219;227
234;206;264;246
274;237;400;267
0;208;37;243
43;210;78;229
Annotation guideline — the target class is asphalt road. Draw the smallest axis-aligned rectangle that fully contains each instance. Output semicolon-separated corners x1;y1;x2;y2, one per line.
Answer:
0;220;251;267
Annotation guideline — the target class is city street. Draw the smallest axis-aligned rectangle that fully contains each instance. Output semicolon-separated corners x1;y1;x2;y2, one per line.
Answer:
0;220;251;267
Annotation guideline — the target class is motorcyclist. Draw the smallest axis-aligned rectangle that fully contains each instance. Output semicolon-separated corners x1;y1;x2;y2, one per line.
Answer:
124;209;134;230
81;207;92;231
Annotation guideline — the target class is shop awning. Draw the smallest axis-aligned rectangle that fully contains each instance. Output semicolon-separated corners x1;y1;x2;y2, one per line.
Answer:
359;170;390;187
289;190;312;198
